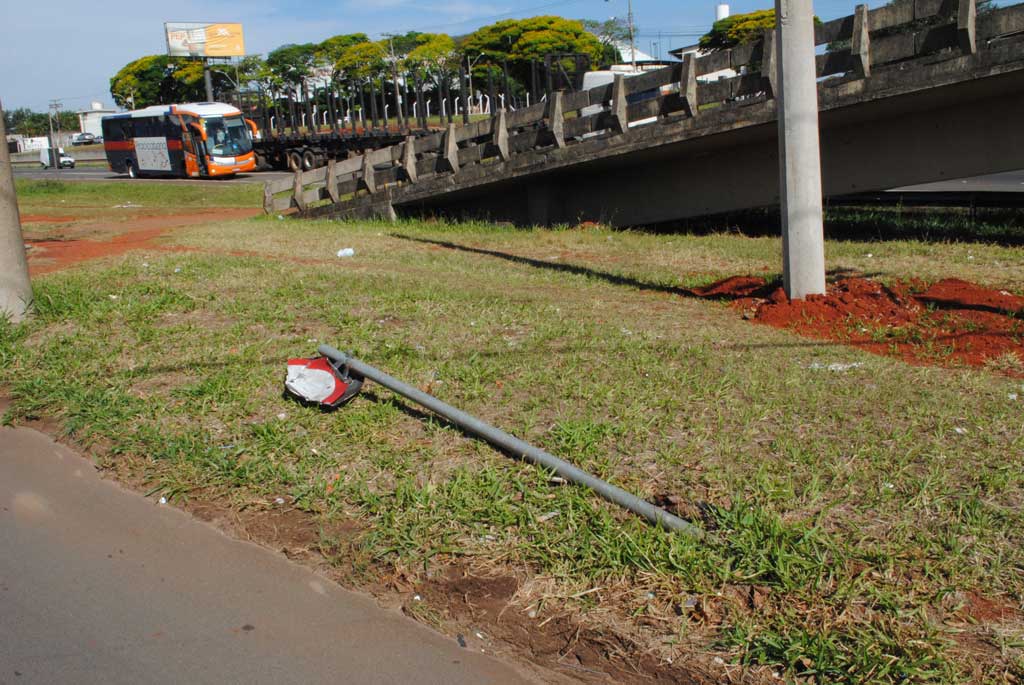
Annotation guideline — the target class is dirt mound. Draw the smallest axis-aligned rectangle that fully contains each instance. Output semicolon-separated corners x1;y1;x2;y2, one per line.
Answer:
740;277;1024;373
687;275;771;298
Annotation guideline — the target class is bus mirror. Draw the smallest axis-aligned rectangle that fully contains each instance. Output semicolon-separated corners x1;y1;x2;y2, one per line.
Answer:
189;124;206;142
244;118;258;138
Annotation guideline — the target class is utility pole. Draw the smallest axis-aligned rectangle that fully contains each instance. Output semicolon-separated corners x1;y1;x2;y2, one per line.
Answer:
627;0;637;71
774;0;826;299
47;99;61;177
0;99;33;323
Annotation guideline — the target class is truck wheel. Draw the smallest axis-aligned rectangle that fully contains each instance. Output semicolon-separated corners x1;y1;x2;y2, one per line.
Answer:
126;161;137;179
255;152;268;170
287;151;302;171
301;149;317;171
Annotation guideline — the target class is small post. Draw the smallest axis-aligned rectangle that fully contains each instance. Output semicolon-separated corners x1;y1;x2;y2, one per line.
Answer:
325;157;340;203
775;0;826;300
531;60;539;105
402;135;418;183
763;29;779;98
263;182;274;214
502;60;510;109
546;90;566;148
443;123;459;173
851;4;871;77
0;101;32;322
682;53;699;117
958;0;977;54
487;68;496;117
610;73;628;133
493;108;509;160
292;168;307;211
360;153;377;194
369;80;379;129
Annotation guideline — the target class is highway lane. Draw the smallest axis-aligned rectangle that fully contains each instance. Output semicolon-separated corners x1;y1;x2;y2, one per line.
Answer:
13;166;293;185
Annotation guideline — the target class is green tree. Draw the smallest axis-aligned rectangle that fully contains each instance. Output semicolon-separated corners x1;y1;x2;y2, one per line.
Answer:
462;16;605;88
699;9;776;51
109;55;229;108
334;41;388;82
403;33;458;77
316;33;370;80
266;43;318;87
581;18;627;64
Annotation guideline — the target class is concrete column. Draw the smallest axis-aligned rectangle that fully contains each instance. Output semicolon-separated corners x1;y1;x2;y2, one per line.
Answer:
0;104;32;322
774;0;826;299
204;61;214;102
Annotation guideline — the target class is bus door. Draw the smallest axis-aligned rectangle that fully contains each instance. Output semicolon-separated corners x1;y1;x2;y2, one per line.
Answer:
184;123;209;177
181;128;200;177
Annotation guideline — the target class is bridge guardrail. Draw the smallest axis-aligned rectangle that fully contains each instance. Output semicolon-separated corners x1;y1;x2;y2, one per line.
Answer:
264;0;1023;217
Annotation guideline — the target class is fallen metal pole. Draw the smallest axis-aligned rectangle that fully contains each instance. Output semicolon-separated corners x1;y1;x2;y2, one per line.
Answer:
318;345;702;537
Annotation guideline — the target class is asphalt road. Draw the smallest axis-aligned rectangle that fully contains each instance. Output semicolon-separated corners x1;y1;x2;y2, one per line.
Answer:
14;165;1024;194
0;423;533;685
12;166;292;185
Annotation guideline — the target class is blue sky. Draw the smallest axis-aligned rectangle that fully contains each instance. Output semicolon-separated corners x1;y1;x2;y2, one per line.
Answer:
2;0;863;113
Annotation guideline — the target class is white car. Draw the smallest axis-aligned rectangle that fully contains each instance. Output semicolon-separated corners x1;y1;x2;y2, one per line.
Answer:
39;147;76;169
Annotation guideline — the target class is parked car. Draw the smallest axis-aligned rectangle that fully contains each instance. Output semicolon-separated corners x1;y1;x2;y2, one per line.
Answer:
39;147;76;169
71;132;96;146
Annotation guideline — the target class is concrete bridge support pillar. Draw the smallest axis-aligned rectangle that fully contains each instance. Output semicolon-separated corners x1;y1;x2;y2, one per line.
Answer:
775;0;826;299
0;103;32;323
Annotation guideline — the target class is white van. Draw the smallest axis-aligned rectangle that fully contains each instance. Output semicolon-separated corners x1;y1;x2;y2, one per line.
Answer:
580;65;674;135
40;147;76;169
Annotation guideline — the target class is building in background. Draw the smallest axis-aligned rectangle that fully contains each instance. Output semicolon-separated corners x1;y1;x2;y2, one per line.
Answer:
668;4;738;82
78;101;117;138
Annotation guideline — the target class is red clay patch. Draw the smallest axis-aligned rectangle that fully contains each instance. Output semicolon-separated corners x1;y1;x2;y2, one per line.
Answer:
22;214;77;223
25;208;260;275
723;276;1024;373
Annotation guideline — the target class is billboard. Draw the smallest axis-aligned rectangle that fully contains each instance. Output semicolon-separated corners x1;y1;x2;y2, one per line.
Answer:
165;23;245;58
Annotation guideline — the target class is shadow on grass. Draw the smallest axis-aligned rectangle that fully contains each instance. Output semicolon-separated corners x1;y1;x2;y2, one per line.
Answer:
393;233;876;301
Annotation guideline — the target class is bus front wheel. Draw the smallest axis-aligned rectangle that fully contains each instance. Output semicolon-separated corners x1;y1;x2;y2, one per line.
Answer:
126;161;137;179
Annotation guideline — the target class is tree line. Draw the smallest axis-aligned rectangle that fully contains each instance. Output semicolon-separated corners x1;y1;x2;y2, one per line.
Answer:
109;16;621;111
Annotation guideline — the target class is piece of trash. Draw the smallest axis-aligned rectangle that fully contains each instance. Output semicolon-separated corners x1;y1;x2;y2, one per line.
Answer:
475;632;485;640
808;362;863;372
142;262;149;268
646;591;656;600
537;511;559;523
456;634;467;648
173;267;181;273
336;248;355;258
683;597;700;611
527;609;538;618
276;412;287;420
277;215;284;221
967;255;975;260
549;476;567;486
1009;393;1018;401
953;426;967;435
882;482;895;490
158;496;167;505
866;253;873;258
112;203;143;209
274;497;285;505
713;657;725;665
108;294;119;300
413;594;422;602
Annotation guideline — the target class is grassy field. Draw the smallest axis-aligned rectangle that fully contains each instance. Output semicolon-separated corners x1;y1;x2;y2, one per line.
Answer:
15;178;260;210
2;187;1023;682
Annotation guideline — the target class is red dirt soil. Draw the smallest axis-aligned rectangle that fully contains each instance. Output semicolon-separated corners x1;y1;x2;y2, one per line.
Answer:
21;214;77;223
710;276;1024;373
25;208;261;275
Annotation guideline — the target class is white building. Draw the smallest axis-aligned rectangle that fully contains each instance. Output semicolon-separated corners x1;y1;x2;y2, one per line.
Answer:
668;4;738;83
77;101;117;137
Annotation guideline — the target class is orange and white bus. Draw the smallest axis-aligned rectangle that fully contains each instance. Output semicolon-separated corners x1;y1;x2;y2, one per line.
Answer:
102;103;257;179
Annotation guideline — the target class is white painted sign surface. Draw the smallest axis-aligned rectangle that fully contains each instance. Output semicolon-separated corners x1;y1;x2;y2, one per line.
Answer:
135;137;171;171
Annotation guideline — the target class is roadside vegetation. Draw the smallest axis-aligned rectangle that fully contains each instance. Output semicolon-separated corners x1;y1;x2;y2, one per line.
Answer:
15;178;260;211
2;190;1023;682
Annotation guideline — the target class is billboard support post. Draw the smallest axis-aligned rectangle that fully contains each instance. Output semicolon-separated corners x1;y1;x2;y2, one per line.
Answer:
204;59;214;101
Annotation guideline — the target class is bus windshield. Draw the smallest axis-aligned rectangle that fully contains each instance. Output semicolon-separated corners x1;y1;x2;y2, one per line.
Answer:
204;116;252;157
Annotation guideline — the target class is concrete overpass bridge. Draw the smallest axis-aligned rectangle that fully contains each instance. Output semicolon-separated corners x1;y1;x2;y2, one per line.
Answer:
264;0;1024;227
